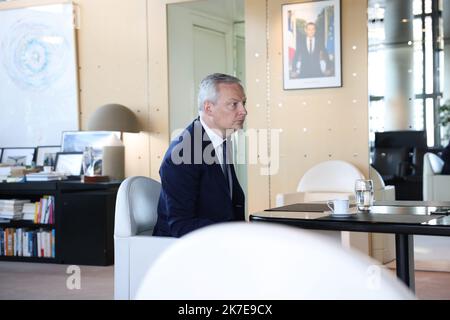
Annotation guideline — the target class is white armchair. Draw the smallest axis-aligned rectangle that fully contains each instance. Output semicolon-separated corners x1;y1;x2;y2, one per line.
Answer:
423;152;450;201
370;166;396;263
114;176;177;300
275;160;366;253
274;161;396;263
275;160;364;207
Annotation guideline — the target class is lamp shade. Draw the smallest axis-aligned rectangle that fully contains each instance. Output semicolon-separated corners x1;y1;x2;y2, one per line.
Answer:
87;103;140;133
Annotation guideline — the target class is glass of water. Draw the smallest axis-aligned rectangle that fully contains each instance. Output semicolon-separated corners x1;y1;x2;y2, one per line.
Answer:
355;179;374;211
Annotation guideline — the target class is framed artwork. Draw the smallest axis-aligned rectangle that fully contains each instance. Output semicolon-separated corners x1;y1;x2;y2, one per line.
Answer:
0;3;79;150
36;145;61;167
282;0;341;90
61;131;120;159
55;152;83;176
0;147;35;166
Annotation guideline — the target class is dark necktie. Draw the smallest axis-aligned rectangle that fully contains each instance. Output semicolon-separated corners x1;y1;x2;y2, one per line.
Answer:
309;38;313;53
222;140;231;196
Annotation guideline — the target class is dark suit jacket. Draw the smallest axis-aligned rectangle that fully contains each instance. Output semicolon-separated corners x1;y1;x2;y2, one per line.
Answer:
153;118;245;237
294;36;326;78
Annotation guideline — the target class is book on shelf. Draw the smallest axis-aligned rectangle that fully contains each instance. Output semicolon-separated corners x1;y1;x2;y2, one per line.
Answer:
35;196;54;224
0;166;32;182
0;166;26;177
0;199;31;206
0;197;54;224
0;212;22;220
22;203;35;222
0;227;55;258
25;172;66;181
0;199;30;220
5;177;25;183
22;203;35;212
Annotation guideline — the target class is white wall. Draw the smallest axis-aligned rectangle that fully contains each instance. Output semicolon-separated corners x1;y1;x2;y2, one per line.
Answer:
245;0;370;253
167;5;234;134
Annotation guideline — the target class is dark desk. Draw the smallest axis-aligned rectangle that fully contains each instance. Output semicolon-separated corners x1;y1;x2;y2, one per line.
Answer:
250;201;450;291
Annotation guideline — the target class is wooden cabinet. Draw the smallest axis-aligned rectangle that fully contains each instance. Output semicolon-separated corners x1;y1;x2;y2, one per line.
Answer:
0;181;119;266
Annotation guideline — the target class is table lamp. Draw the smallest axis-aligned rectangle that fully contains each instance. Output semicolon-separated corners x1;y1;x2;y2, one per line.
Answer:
87;103;140;181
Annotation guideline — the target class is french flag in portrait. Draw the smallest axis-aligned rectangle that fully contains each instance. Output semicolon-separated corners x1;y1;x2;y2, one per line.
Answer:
326;8;335;61
287;10;296;69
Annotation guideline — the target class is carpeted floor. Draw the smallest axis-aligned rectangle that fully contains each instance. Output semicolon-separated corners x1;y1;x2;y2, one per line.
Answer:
0;262;113;300
0;261;449;299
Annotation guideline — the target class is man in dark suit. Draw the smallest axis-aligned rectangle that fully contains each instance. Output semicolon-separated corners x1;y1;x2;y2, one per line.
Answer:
153;73;247;237
293;22;327;78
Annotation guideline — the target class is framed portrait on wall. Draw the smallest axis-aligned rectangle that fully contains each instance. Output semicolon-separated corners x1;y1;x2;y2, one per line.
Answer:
282;0;341;90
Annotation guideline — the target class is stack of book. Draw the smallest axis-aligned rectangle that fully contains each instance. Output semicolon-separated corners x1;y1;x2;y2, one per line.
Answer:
25;172;66;181
0;199;30;220
22;203;36;222
0;166;26;182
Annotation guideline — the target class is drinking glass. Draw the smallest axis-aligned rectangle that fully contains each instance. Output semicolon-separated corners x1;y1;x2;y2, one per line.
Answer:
355;179;374;211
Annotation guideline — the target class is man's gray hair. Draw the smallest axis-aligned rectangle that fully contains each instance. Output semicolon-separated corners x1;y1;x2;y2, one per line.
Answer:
198;73;242;112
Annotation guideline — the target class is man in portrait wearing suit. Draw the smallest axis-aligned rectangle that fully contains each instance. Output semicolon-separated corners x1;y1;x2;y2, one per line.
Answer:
293;22;328;78
153;73;247;237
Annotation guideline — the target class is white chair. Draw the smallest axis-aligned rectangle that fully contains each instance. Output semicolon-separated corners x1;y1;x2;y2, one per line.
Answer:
135;222;415;300
275;161;396;263
423;152;450;201
275;160;364;206
370;166;396;263
275;161;364;251
114;176;177;300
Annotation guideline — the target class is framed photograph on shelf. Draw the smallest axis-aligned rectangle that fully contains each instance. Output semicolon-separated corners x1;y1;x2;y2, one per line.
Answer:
0;147;35;166
282;0;341;90
55;152;83;176
36;145;61;167
61;131;120;158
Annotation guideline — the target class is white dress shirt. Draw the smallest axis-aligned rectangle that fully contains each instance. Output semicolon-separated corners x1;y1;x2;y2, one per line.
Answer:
307;37;315;53
200;117;233;197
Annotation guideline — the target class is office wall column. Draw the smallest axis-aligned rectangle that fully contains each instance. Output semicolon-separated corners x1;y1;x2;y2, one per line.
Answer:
384;0;415;131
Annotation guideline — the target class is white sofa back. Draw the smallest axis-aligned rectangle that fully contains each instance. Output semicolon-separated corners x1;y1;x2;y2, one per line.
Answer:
423;152;450;201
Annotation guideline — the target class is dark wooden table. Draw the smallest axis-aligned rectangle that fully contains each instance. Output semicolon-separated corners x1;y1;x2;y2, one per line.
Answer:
250;201;450;291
